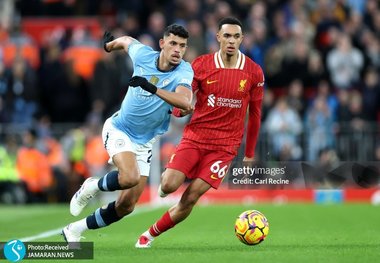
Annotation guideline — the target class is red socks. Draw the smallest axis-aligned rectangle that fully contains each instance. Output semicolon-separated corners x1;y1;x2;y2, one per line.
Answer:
149;211;176;237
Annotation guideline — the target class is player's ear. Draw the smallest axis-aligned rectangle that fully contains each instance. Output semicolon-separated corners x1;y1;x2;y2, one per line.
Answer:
216;32;221;43
240;33;244;43
159;38;165;49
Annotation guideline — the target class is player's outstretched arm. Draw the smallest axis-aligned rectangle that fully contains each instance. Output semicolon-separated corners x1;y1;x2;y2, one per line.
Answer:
103;31;137;53
156;85;193;111
128;76;193;111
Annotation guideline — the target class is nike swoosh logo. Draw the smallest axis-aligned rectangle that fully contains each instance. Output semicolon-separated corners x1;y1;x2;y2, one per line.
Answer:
211;174;218;180
207;80;218;84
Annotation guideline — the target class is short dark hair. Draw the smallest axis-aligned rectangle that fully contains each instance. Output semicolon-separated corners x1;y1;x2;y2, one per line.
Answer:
218;17;243;30
163;24;189;39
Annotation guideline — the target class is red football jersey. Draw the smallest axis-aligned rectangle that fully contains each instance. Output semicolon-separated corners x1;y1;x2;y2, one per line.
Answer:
182;50;264;156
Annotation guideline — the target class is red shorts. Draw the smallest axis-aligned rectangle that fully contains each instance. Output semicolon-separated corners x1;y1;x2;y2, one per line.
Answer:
166;141;235;189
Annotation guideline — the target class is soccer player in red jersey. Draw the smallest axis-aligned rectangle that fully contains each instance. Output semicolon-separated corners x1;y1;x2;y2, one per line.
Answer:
136;17;265;248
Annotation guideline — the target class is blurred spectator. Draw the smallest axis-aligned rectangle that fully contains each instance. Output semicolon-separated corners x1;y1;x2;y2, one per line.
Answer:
61;127;89;197
0;134;26;204
282;38;311;85
16;129;53;203
312;0;346;52
0;60;11;122
145;11;166;50
314;79;339;121
265;97;303;160
336;89;351;125
348;90;366;132
43;59;90;123
90;51;129;119
359;29;380;69
304;51;327;88
119;13;141;38
35;113;71;202
186;19;206;55
326;32;364;89
84;123;109;180
261;89;275;122
286;79;306;117
305;96;336;161
6;56;38;125
361;67;380;122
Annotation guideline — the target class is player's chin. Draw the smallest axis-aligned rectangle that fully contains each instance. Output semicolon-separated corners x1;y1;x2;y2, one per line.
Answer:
226;49;237;56
169;59;181;66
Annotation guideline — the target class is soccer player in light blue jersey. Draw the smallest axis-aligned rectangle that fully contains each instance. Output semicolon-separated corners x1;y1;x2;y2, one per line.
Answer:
62;24;193;243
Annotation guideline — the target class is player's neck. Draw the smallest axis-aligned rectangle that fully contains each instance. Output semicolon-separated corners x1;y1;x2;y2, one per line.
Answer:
157;53;175;72
220;51;239;69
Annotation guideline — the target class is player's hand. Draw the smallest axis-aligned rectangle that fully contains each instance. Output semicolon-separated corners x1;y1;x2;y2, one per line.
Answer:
103;31;114;52
243;156;254;162
128;76;157;94
179;106;194;116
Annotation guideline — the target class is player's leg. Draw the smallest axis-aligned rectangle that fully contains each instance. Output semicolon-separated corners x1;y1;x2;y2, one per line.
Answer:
70;151;139;216
158;142;200;197
64;123;154;243
136;150;235;248
158;168;186;197
63;176;148;242
136;178;210;248
70;117;140;216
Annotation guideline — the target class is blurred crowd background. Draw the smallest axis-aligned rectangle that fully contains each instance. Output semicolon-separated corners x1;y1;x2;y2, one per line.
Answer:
0;0;379;203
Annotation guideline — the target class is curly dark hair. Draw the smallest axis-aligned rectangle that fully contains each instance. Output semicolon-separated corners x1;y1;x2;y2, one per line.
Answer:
163;24;189;39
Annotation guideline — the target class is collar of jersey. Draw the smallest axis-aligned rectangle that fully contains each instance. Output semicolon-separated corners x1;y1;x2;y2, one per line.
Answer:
155;54;179;72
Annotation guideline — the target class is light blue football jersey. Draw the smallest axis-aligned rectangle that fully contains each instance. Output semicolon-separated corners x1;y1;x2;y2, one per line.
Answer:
112;41;193;144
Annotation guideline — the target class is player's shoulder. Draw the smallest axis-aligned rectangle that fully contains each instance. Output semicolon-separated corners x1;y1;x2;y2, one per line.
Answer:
192;53;214;66
179;60;193;72
242;54;263;74
191;53;215;73
130;42;156;57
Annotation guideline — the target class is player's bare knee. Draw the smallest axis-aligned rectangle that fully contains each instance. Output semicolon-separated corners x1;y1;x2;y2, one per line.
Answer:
118;170;140;188
161;170;182;193
160;180;177;194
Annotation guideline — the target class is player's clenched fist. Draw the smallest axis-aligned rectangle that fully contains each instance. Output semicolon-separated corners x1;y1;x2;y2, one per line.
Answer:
103;31;114;52
128;76;158;94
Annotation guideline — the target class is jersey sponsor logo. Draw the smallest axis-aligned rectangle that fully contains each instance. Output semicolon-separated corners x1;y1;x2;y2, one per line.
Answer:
238;79;247;92
206;79;218;84
207;94;242;108
207;94;216;107
149;76;159;85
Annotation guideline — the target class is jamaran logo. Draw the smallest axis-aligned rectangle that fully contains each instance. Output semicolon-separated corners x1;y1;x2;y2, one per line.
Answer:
4;240;26;262
238;79;247;92
207;94;216;107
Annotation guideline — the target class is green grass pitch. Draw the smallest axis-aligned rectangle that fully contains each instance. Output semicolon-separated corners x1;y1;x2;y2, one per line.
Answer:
1;203;379;263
